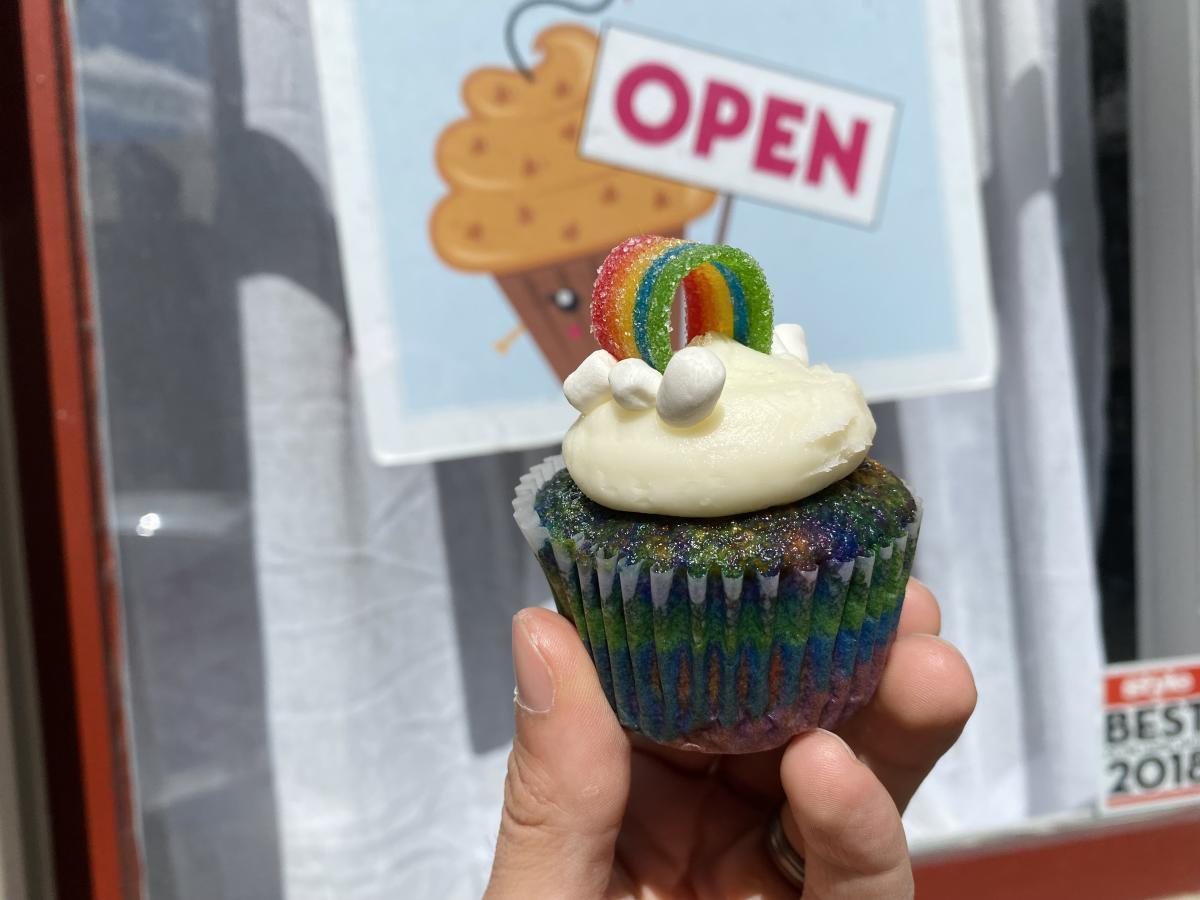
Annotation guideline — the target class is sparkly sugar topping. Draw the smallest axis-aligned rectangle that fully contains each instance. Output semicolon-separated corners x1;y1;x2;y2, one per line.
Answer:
534;458;917;574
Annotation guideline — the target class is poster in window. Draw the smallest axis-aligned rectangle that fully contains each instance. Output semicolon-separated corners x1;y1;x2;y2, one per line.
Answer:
309;0;994;463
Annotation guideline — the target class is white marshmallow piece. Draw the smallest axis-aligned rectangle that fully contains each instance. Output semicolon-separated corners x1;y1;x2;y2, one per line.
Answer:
771;323;810;365
563;349;616;413
656;346;726;427
609;358;662;411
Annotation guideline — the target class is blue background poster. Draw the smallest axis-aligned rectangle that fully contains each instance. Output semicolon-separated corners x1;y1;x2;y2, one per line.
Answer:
309;0;994;462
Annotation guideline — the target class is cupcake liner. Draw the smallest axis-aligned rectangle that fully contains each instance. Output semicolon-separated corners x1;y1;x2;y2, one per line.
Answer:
514;456;921;753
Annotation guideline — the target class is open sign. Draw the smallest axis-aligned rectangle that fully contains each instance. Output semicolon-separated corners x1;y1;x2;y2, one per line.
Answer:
581;27;899;226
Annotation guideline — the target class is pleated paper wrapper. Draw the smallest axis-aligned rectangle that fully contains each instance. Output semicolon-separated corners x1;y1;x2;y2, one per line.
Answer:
514;456;921;754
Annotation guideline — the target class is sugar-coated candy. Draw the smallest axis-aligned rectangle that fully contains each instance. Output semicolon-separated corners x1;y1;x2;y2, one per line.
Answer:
656;346;726;427
609;358;662;410
563;349;616;413
590;235;774;371
771;323;809;364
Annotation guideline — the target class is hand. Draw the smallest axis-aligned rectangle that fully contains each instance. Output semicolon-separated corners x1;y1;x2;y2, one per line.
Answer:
486;579;976;899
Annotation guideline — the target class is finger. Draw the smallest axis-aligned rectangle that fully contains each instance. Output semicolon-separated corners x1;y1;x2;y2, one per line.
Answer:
698;820;799;900
838;634;976;812
717;745;787;806
618;748;763;893
628;731;715;776
485;609;631;900
780;730;913;899
897;577;940;636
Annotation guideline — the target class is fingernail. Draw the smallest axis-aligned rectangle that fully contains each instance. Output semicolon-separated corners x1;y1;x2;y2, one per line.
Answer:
513;613;554;713
815;728;856;760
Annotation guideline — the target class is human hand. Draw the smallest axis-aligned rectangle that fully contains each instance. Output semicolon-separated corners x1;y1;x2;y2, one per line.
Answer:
485;579;975;899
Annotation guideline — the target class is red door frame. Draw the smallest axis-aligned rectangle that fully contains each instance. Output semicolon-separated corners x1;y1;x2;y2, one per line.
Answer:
2;2;1199;899
2;0;138;898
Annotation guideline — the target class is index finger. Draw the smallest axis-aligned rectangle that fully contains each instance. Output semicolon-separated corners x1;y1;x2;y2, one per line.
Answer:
838;632;976;812
780;730;914;899
897;577;940;637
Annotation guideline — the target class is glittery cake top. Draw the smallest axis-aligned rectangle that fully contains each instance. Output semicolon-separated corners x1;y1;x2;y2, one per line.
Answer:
535;457;917;575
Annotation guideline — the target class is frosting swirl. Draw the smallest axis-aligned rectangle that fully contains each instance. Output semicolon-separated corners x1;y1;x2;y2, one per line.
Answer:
430;26;715;273
562;331;876;517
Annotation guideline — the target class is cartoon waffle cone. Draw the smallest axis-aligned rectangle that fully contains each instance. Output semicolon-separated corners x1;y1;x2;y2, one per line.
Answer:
429;25;716;380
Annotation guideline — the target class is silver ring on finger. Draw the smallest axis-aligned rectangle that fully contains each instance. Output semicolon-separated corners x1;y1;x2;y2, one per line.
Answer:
766;805;806;893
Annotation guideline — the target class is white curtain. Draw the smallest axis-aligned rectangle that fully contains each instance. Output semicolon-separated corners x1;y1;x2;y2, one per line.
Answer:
236;0;1107;895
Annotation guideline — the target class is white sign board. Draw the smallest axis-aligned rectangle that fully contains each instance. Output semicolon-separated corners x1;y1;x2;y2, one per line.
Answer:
1102;655;1200;813
309;0;995;463
581;27;898;226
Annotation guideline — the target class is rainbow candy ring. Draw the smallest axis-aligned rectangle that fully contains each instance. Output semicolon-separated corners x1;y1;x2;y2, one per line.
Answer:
591;235;775;371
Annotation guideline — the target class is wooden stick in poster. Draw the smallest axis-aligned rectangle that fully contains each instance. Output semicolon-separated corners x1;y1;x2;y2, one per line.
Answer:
494;322;527;354
715;193;734;245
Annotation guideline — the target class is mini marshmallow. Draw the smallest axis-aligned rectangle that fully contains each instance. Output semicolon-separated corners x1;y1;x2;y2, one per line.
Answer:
563;349;616;413
771;323;809;365
656;346;726;427
609;358;662;411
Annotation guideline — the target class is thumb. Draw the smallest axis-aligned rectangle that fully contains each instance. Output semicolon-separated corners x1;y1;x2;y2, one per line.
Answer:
485;608;631;900
779;729;913;899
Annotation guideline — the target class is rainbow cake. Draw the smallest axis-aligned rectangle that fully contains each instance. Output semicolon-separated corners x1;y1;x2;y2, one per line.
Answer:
513;235;921;753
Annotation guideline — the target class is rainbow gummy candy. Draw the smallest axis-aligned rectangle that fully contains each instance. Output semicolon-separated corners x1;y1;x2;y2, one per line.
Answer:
591;235;775;371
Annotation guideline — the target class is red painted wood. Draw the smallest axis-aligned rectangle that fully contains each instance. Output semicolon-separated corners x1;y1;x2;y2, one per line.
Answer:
2;1;137;897
915;809;1200;900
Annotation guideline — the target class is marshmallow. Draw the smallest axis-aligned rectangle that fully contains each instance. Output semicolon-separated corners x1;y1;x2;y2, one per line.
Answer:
609;358;662;411
656;346;726;427
771;323;809;365
563;349;616;413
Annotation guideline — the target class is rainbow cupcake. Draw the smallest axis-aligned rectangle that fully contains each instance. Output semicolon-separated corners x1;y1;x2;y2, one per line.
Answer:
513;236;920;753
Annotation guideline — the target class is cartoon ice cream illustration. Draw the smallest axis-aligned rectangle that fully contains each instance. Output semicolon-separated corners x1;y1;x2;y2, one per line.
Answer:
430;24;717;379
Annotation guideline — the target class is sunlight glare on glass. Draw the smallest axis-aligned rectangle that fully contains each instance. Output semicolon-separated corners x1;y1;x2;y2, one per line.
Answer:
136;512;162;537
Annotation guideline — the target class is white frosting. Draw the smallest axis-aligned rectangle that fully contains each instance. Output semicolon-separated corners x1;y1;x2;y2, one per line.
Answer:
771;323;810;364
563;349;616;413
656;346;726;427
562;330;875;517
609;358;662;410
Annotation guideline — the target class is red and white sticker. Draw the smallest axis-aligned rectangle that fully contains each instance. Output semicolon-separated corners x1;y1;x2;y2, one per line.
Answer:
1102;655;1200;813
580;27;898;226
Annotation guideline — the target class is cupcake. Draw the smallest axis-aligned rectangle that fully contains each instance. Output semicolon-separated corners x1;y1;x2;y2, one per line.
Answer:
513;236;921;753
430;25;716;380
